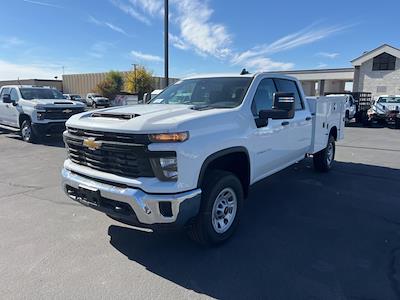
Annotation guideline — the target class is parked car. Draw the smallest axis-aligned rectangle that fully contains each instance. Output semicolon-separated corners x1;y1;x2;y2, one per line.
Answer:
61;73;345;245
327;94;356;124
368;95;400;126
63;94;85;103
85;93;110;108
0;85;85;142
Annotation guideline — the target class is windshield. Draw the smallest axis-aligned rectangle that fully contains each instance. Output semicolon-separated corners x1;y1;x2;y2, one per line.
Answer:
150;77;252;108
71;95;82;100
20;88;65;100
377;97;400;104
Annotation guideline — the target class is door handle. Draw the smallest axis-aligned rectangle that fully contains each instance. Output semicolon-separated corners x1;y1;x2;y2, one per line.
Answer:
305;116;312;121
281;121;290;126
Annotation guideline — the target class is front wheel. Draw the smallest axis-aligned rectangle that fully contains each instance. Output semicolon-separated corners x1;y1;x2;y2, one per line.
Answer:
187;170;243;246
20;119;38;143
92;102;97;109
313;135;335;172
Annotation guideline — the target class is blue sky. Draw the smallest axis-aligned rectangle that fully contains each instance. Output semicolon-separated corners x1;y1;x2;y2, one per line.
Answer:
1;0;399;80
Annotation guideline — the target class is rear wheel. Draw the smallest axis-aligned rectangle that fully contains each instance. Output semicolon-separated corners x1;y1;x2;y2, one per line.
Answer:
313;135;335;172
20;119;38;143
187;170;243;246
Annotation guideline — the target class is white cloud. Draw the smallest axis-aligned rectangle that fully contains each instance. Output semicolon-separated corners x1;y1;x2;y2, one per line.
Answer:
169;33;189;50
131;50;163;62
0;37;24;49
316;63;328;68
240;57;294;72
0;60;62;80
88;42;114;59
173;0;232;59
109;0;151;25
317;52;340;59
105;22;127;35
129;0;163;16
88;15;129;36
22;0;63;8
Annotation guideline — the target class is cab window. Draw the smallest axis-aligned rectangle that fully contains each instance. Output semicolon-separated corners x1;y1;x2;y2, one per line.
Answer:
10;89;19;101
274;78;304;110
251;78;277;117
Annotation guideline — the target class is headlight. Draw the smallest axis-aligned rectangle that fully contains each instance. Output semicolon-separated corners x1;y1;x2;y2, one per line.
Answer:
150;156;178;181
149;132;189;143
36;111;45;120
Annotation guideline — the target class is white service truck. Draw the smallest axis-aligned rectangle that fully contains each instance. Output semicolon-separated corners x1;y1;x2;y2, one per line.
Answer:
61;73;345;245
0;85;85;142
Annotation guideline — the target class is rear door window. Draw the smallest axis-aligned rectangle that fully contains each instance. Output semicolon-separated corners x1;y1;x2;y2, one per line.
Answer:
274;79;304;110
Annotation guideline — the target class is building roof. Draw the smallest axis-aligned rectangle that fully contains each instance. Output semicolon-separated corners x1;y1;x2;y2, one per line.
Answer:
271;68;354;81
351;44;400;66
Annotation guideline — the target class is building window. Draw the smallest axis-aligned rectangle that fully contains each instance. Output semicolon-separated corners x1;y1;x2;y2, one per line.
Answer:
372;53;396;71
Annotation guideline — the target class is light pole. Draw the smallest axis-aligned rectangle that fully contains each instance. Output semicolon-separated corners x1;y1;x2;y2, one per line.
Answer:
164;0;169;88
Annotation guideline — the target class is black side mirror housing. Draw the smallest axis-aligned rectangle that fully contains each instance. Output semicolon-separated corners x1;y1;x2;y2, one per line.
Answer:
2;94;13;104
259;92;295;120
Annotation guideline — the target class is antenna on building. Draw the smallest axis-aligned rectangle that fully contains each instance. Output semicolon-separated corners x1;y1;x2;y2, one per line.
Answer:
17;77;22;87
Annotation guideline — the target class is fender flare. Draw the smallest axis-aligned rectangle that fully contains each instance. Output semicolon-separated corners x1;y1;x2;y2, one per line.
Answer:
197;146;250;188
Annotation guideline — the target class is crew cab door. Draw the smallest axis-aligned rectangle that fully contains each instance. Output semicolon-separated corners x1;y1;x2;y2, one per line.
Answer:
2;88;20;127
274;78;312;161
0;87;11;125
250;78;293;181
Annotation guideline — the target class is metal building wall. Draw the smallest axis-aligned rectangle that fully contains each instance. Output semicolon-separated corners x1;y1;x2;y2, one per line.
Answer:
62;72;178;98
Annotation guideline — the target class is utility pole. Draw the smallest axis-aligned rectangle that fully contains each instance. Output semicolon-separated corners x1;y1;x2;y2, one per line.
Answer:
132;63;138;93
164;0;169;88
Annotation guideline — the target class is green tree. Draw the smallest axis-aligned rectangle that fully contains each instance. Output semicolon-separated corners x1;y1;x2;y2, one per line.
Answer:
124;66;154;99
95;70;124;100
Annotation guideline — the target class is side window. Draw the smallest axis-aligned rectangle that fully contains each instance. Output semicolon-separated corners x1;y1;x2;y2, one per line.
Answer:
251;78;277;117
274;79;304;110
10;89;19;101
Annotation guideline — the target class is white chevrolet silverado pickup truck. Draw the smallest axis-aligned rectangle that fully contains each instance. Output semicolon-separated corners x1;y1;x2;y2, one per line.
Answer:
61;73;345;245
0;85;85;142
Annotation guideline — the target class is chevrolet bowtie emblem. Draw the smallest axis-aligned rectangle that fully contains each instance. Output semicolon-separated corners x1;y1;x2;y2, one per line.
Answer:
63;109;73;114
83;137;102;150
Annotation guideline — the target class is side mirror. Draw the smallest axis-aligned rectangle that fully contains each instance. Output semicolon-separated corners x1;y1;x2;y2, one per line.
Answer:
2;94;13;104
259;92;295;120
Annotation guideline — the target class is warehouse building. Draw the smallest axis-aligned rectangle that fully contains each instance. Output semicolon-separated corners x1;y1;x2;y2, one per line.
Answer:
0;79;62;91
62;72;178;98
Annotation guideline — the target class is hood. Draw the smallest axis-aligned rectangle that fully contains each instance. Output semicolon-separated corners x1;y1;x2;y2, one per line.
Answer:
28;98;86;108
92;97;109;101
66;104;234;133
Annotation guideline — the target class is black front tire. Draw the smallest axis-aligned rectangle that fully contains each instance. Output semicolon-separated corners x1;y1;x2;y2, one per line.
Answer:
187;170;244;246
313;135;335;172
20;119;38;143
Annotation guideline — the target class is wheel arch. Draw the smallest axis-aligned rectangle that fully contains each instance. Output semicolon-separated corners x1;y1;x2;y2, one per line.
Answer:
329;126;338;141
197;147;251;197
19;114;31;128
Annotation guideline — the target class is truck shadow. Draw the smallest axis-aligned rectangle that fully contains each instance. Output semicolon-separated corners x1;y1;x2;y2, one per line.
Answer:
107;160;400;299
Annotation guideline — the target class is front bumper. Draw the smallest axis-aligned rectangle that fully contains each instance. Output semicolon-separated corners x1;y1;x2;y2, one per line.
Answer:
61;168;202;229
32;122;66;136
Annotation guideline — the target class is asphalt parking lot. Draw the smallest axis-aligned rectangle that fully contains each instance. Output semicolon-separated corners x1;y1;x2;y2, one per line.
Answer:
0;126;400;300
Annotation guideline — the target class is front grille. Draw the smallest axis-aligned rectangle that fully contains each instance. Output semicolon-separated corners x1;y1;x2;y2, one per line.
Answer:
64;128;159;178
43;107;84;120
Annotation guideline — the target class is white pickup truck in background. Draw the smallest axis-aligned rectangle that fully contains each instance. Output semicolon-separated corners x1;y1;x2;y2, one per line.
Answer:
61;73;345;245
0;85;85;142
